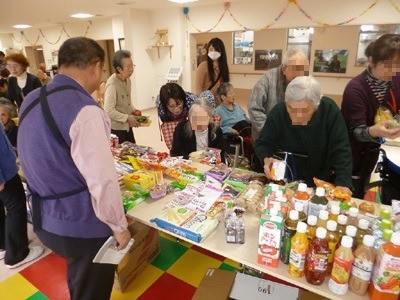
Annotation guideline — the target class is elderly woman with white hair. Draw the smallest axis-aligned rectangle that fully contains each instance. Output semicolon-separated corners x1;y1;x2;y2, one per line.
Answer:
254;76;353;194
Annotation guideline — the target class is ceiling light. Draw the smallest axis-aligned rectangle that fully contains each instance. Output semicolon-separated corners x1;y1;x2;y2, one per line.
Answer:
70;13;94;19
360;24;374;32
13;24;32;29
168;0;198;3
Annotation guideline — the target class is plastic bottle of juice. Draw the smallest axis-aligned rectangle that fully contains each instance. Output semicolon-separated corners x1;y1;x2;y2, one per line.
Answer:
294;201;307;223
326;220;339;274
280;210;299;264
371;208;391;232
372;219;393;244
337;225;358;251
337;214;348;238
308;187;328;217
305;227;329;285
374;229;393;252
356;218;370;246
328;236;355;295
347;207;359;227
288;221;309;278
306;215;318;242
291;183;310;215
329;204;340;222
349;235;376;296
317;210;329;228
369;231;400;300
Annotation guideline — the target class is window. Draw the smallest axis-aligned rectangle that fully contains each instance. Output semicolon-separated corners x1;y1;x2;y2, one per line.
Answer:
287;28;313;60
233;31;254;65
355;24;400;67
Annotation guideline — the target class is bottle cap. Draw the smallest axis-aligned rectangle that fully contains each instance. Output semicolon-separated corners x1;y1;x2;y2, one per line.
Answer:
362;235;375;247
330;205;340;215
327;220;337;231
349;207;359;217
341;235;353;248
269;208;278;216
307;215;317;226
381;219;393;230
294;201;304;212
272;202;281;211
289;210;299;221
382;229;394;241
337;214;348;225
275;190;284;198
379;209;391;220
358;219;369;230
296;221;307;233
227;202;234;208
345;225;357;237
298;183;307;192
318;210;329;220
316;227;327;239
271;184;279;192
390;231;400;246
315;187;325;197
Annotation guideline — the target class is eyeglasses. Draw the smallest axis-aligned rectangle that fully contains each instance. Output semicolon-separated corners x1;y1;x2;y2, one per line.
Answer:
6;63;20;69
122;64;135;70
167;102;183;111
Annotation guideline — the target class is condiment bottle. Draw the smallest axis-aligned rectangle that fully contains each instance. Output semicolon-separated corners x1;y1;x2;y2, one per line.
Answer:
305;227;329;285
347;207;359;227
326;220;339;274
356;218;370;246
336;214;348;238
337;225;358;251
329;204;340;222
280;210;299;264
369;231;400;300
308;187;328;217
328;236;355;295
317;210;329;228
349;235;376;296
306;215;318;242
294;201;307;223
291;183;310;215
288;221;309;278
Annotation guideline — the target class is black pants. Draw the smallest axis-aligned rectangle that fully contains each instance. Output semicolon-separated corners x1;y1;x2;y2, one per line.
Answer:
36;229;115;300
112;128;135;144
0;174;29;265
352;150;380;199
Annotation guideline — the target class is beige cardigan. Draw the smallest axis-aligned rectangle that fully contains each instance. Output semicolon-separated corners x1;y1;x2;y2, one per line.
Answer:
104;73;136;131
195;61;221;101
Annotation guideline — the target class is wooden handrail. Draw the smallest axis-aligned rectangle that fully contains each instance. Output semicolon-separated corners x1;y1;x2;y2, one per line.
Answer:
230;71;355;79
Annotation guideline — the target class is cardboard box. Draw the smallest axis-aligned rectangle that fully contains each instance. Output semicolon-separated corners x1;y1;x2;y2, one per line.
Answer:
298;289;330;300
229;273;299;300
192;269;237;300
113;221;160;292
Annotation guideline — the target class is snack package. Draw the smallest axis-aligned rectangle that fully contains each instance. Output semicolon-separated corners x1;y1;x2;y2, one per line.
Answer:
206;184;240;218
224;168;254;190
150;184;167;200
204;164;232;182
122;184;150;211
202;148;222;165
237;180;265;214
124;170;156;190
313;177;335;196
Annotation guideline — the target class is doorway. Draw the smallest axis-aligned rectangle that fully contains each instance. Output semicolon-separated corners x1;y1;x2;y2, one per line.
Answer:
25;45;45;75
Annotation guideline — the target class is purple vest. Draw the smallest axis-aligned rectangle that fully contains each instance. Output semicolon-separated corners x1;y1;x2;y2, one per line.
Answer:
18;75;112;238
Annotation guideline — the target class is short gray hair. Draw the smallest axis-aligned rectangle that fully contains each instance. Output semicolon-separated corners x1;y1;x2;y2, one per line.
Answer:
216;82;233;101
282;47;307;66
0;97;17;118
112;50;132;73
285;76;322;107
186;98;217;138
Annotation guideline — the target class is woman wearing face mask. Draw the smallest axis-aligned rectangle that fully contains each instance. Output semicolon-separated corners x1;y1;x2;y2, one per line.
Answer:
341;34;400;200
171;98;224;159
195;38;230;103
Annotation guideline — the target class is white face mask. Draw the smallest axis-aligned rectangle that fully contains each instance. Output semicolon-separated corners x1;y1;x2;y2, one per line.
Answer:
208;51;221;61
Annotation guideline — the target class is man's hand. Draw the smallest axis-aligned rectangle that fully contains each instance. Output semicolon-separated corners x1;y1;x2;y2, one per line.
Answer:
114;229;132;251
127;115;140;128
0;182;5;192
369;120;400;140
263;157;275;179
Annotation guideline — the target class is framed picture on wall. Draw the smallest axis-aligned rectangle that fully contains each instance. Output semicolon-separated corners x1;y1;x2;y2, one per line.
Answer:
254;50;282;71
118;38;125;50
313;49;348;73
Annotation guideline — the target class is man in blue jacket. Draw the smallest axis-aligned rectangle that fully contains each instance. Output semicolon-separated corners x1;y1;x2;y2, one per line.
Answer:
0;125;44;268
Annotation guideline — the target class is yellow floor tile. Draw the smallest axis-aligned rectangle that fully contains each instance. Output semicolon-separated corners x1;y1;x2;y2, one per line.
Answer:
167;249;222;287
159;231;193;249
111;264;163;300
0;273;38;299
223;258;242;269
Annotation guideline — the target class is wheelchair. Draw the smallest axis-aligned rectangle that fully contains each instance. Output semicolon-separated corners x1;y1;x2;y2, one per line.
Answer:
223;133;254;169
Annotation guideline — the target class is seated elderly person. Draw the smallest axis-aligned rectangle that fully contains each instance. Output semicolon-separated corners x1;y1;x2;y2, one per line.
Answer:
254;76;353;195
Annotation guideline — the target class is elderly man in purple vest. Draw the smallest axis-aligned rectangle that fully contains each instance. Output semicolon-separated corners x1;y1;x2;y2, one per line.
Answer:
18;37;131;300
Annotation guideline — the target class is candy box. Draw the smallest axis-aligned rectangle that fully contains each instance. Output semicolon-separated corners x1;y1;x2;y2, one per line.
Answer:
124;170;155;190
204;164;232;182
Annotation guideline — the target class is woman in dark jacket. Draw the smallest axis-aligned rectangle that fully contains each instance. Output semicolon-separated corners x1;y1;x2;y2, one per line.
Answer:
5;53;41;108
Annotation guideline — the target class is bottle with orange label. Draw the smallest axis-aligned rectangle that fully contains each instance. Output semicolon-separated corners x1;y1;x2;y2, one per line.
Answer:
328;235;355;295
288;221;309;278
305;227;329;285
369;231;400;300
291;183;310;215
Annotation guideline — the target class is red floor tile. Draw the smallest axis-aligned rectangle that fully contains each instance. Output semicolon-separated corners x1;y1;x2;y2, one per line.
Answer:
20;253;70;300
191;245;225;262
137;272;196;300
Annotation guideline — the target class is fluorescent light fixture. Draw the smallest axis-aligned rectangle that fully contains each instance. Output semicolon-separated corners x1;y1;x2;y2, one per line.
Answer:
168;0;198;3
70;13;94;19
361;24;374;32
13;24;32;29
308;27;314;34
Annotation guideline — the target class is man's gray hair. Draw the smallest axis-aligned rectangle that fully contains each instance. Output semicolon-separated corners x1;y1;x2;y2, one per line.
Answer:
282;47;307;66
285;76;322;107
0;97;17;118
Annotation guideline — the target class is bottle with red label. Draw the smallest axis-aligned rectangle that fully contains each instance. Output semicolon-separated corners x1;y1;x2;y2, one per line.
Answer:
329;235;355;295
305;227;329;285
369;231;400;300
288;221;309;278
